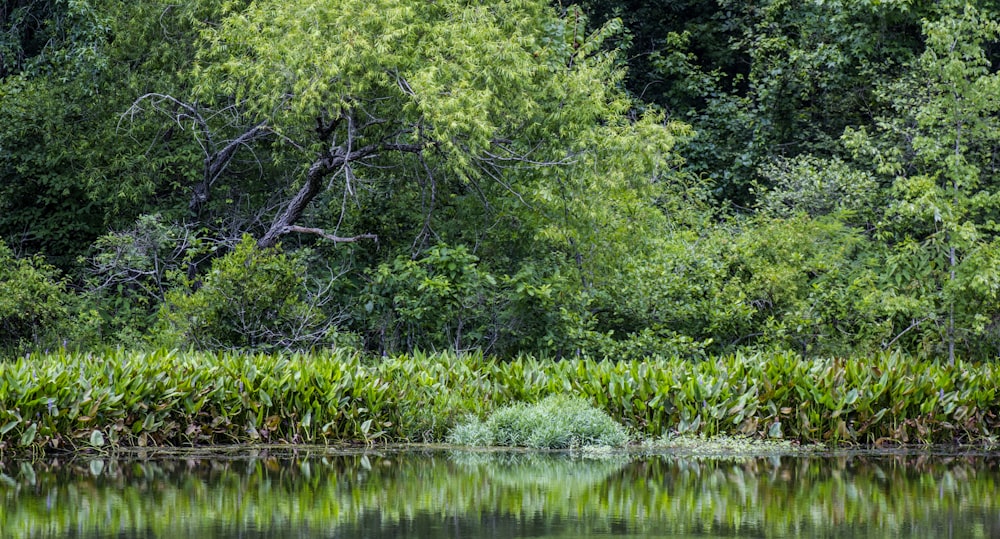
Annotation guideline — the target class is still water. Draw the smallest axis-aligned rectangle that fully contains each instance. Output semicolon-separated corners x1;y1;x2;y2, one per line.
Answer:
1;447;997;538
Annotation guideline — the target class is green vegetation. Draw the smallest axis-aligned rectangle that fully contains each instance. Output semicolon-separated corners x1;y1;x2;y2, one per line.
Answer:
2;0;1000;362
0;350;998;455
448;395;629;448
4;0;1000;456
0;241;72;354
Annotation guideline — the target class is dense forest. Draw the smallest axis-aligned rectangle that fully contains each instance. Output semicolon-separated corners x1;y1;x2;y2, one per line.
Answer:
3;0;1000;362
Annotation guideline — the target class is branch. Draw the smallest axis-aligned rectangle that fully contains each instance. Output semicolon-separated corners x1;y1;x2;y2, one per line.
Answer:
281;226;377;244
187;121;272;212
257;120;426;249
883;317;930;350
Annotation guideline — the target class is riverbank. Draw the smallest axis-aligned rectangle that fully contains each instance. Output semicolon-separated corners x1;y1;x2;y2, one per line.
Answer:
0;349;997;455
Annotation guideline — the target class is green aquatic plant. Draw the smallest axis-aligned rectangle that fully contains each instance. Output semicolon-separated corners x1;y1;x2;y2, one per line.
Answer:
644;433;815;457
2;349;1000;454
448;395;629;449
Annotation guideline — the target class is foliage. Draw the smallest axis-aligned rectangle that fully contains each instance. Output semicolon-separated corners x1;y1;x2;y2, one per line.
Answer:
844;2;1000;361
579;0;931;204
587;213;891;358
757;155;882;227
0;239;70;353
2;350;999;456
78;214;205;345
448;395;629;449
0;1;213;266
359;244;496;355
4;0;1000;362
154;236;337;351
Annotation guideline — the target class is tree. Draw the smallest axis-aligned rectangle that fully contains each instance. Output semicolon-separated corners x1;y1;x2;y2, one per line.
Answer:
0;1;234;267
578;0;932;205
0;0;114;265
846;2;1000;361
124;0;685;258
155;236;339;351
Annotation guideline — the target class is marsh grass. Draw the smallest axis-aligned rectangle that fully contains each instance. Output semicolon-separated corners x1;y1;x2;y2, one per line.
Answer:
447;395;629;449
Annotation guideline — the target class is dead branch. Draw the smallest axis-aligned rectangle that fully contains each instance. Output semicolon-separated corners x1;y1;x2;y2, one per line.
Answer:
281;226;377;244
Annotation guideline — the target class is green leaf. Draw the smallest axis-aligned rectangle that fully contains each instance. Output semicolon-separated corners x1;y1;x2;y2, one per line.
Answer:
19;423;37;447
89;429;105;447
258;389;272;408
0;420;19;435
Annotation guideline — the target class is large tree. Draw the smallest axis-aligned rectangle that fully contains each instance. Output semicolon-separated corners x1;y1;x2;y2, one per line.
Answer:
122;0;686;260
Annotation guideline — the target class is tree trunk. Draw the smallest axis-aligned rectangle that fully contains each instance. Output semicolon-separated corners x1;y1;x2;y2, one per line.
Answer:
257;157;329;249
256;141;423;249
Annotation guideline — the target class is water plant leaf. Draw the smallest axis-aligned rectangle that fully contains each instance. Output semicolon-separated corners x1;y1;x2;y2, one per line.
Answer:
1;420;19;435
843;388;859;406
89;429;105;447
19;423;36;447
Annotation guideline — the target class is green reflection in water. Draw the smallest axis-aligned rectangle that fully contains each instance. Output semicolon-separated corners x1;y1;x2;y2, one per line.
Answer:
1;449;998;538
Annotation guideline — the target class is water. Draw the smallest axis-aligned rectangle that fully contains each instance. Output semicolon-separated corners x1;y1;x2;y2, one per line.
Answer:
1;447;998;538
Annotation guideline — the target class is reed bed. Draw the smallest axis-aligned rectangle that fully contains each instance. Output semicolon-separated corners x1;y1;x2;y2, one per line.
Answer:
0;349;997;454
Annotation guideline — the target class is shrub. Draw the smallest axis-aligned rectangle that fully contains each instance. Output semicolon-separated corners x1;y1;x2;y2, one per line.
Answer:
0;240;70;353
359;244;497;354
155;235;340;351
757;155;881;227
448;395;629;449
80;214;200;344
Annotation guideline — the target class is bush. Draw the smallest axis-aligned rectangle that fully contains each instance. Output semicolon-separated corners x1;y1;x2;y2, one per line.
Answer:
448;395;629;449
359;244;497;354
80;214;199;344
757;155;881;227
0;240;70;353
155;235;341;351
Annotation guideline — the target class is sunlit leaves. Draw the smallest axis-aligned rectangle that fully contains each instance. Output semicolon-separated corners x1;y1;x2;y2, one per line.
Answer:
842;1;1000;358
192;0;576;157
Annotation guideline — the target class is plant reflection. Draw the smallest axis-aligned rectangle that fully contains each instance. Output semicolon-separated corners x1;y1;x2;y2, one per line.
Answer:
1;449;998;538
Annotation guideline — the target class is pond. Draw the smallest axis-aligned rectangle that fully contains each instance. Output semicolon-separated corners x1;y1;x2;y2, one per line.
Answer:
1;447;997;538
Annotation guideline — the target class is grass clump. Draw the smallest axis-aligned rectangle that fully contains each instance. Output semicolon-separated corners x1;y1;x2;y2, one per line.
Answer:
448;395;629;449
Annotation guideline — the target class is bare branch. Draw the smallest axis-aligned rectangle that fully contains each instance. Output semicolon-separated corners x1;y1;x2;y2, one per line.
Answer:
281;226;377;244
195;120;270;210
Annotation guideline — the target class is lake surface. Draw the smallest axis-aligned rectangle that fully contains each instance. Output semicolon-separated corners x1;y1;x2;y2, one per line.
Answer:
1;447;998;538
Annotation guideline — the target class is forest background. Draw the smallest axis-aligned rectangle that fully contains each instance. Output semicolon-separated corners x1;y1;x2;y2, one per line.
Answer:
3;0;1000;364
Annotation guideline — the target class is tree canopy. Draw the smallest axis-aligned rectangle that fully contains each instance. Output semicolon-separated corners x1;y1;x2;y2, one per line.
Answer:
2;0;1000;360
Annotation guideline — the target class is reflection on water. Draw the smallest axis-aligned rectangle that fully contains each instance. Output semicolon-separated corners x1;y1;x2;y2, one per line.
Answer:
1;448;998;538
